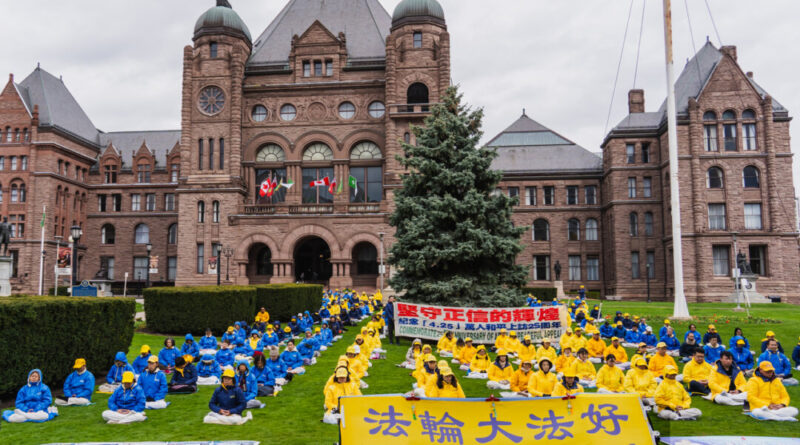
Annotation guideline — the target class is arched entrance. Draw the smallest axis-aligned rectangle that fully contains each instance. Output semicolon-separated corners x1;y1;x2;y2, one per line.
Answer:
294;237;332;283
351;242;378;288
247;243;273;284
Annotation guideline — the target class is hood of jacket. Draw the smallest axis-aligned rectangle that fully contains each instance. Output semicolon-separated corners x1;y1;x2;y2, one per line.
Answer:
185;333;195;342
27;368;43;386
538;358;553;373
714;359;741;380
115;351;128;363
754;368;776;383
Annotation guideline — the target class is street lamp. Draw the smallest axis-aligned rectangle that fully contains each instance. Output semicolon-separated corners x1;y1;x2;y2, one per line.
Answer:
646;263;651;303
145;243;152;289
223;246;234;283
70;225;81;287
378;232;385;291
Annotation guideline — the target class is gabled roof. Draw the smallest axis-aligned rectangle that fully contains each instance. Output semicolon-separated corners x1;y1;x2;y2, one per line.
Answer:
247;0;391;67
16;66;99;145
98;130;181;170
488;113;602;174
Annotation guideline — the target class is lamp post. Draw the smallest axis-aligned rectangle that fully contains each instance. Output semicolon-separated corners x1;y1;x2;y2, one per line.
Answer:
732;232;742;311
70;225;81;287
54;235;63;296
378;232;385;291
223;246;234;283
145;243;152;289
216;245;221;286
646;263;651;303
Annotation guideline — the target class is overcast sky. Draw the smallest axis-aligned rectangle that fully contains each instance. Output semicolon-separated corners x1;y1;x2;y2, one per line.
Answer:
3;0;799;202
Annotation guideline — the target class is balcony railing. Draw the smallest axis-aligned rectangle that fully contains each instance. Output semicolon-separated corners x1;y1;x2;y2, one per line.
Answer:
388;103;438;115
289;205;334;214
240;205;277;215
347;204;381;213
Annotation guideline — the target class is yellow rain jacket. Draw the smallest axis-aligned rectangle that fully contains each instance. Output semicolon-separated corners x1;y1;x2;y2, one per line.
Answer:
324;380;362;412
648;353;677;378
630;352;650;367
510;368;534;392
745;372;791;410
459;344;477;364
604;344;628;363
587;338;607;358
571;359;597;381
624;367;657;398
494;334;508;351
427;382;465;398
559;332;574;351
517;343;537;362
347;355;366;380
470;353;491;373
555;354;576;372
488;361;514;382
596;364;624;392
536;345;558;362
505;336;521;354
584;323;599;336
708;364;747;398
437;335;455;353
527;368;557;397
415;366;438;390
682;359;713;384
570;335;587;352
552;379;584;397
654;378;692;410
255;310;270;323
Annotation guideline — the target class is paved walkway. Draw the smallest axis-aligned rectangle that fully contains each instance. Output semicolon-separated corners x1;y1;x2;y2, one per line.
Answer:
135;298;145;321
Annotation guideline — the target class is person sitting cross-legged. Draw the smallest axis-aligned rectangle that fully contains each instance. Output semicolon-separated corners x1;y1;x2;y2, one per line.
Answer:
203;368;252;425
654;366;702;421
197;353;222;386
132;345;152;375
167;355;198;394
101;372;146;424
527;358;557;397
55;358;94;406
586;333;606;364
596;355;625;394
683;348;713;396
99;351;134;393
139;356;169;409
427;367;465;398
624;357;657;407
708;351;748;406
758;339;799;386
746;361;798;421
198;328;218;356
2;369;57;423
323;367;361;424
235;360;264;409
552;369;584;397
649;343;680;381
501;359;534;398
487;349;514;390
571;348;597;389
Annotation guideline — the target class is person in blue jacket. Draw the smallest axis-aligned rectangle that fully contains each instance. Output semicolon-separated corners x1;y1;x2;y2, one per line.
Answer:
612;321;626;339
3;369;56;423
320;305;331;321
703;337;725;364
235;360;264;409
599;320;614;339
99;351;135;392
199;327;218;354
56;358;94;406
139;356;169;409
731;337;754;373
234;322;247;341
288;317;300;336
216;340;235;368
792;336;800;371
203;369;251;425
221;326;237;344
684;324;701;344
258;327;279;349
662;327;681;355
158;337;179;371
760;331;784;354
658;320;671;340
102;372;146;424
197;354;222;385
251;353;276;396
132;345;152;375
621;314;634;329
758;339;798;385
297;333;317;366
266;347;292;384
729;327;750;350
233;338;253;360
589;305;601;319
168;355;198;394
613;311;623;325
319;322;333;347
622;325;642;348
281;340;305;374
641;326;658;348
181;334;200;360
280;326;293;343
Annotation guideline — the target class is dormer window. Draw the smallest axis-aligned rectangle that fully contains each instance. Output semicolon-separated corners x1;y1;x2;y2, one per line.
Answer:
303;61;311;77
314;60;323;76
413;31;422;48
325;59;333;76
210;42;218;58
137;163;151;183
104;164;118;184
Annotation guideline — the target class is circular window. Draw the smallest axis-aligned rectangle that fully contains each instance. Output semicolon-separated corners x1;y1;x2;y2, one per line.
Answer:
303;143;334;161
280;104;297;121
251;105;268;122
368;101;386;118
198;86;225;115
338;102;356;119
351;141;382;160
256;144;285;162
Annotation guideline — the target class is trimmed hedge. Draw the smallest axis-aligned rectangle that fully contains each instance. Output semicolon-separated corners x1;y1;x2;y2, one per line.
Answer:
0;296;135;398
566;290;602;299
253;284;324;323
521;287;558;301
47;286;70;296
144;286;256;335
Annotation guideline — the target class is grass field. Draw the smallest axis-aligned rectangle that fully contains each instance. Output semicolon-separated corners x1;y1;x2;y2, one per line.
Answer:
2;300;798;444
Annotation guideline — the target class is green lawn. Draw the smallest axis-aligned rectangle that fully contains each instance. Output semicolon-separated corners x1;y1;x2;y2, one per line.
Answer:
2;301;798;444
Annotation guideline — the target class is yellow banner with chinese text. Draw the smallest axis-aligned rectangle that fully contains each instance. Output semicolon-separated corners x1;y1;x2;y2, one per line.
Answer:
339;393;653;445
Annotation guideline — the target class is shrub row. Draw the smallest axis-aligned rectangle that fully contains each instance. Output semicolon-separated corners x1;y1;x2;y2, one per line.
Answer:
521;287;557;301
0;296;135;398
254;284;323;323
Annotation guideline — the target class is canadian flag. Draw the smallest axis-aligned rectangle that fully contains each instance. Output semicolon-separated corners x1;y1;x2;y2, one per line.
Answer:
309;176;330;188
328;177;338;194
259;179;271;197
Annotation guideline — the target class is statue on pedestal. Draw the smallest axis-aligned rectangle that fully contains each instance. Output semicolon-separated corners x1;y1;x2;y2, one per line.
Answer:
0;217;10;256
736;250;752;275
553;260;561;281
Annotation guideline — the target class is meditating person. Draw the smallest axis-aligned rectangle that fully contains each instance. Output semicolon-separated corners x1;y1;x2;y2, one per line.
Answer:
233;338;254;362
266;346;292;386
139;356;168;409
758;339;798;386
487;349;514;390
197;353;222;385
436;331;456;357
662;327;681;356
536;339;558;365
251;353;277;396
102;372;146;424
746;361;799;421
216;340;235;368
323;368;361;424
501;359;534;398
761;331;784;354
56;358;94;406
527;358;557;397
570;328;587;351
555;346;576;375
624;358;657;407
132;345;152;375
99;351;135;392
346;346;366;385
297;331;318;366
641;326;658;350
649;343;679;380
586;333;606;364
596;355;625;394
732;337;755;375
467;345;491;378
221;326;237;345
457;338;477;370
402;339;423;370
682;348;712;395
708;351;748;406
259;327;280;350
181;334;200;361
571;348;597;388
599;320;614;339
552;369;584;397
703;336;725;364
516;336;536;364
199;328;218;355
235;360;264;408
658;319;671;340
204;368;252;425
612;321;627;340
281;340;306;375
167;355;198;394
623;325;642;348
684;324;701;344
630;342;650;368
703;324;722;346
158;337;179;372
413;354;439;396
729;327;750;350
793;336;800;371
604;337;630;370
427;367;465;398
493;329;509;352
654;366;702;420
505;331;521;356
584;318;599;336
3;369;57;423
680;333;699;363
255;307;270;332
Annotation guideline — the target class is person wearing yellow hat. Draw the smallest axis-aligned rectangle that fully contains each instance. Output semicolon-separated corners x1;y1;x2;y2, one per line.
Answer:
612;321;626;340
139;356;169;409
558;328;574;352
552;368;584;397
536;339;558;366
467;345;491;378
604;337;630;370
222;326;237;344
493;329;509;352
204;368;252;425
570;328;587;351
630;342;651;368
596;354;625;394
757;338;798;386
586;332;606;364
436;331;456;357
168;355;198;394
760;330;784;354
793;336;800;371
505;331;521;357
555;346;576;375
102;371;147;424
746;361;798;421
132;345;152;375
413;354;439;396
624;357;657;407
516;335;536;364
703;324;722;345
501;359;534;398
659;319;671;340
649;342;679;381
401;338;424;370
654;365;702;420
414;344;434;376
583;318;599;336
571;348;597;388
322;367;362;424
458;338;477;371
55;358;95;406
487;349;514;390
428;367;465;398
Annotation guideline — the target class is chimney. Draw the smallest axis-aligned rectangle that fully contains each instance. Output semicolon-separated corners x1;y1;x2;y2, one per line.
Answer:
720;45;737;62
746;71;754;79
628;89;645;114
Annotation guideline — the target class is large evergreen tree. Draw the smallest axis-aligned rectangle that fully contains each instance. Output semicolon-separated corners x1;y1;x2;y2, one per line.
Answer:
389;86;528;307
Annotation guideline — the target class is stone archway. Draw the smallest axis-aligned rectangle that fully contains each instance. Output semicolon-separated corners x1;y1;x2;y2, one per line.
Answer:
351;241;378;288
246;243;273;284
293;236;332;284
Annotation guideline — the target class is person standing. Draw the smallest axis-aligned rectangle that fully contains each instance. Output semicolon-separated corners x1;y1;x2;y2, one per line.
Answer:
383;295;396;345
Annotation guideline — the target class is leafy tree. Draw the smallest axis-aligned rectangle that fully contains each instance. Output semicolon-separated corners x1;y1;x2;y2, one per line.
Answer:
389;86;528;307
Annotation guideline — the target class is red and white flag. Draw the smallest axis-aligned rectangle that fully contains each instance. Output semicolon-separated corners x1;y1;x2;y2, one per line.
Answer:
328;177;338;194
259;179;271;197
309;176;330;188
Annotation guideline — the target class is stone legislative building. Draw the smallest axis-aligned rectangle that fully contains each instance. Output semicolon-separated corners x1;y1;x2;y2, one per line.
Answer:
0;0;797;302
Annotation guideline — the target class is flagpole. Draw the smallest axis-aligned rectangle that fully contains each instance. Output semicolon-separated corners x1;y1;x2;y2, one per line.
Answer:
38;204;46;295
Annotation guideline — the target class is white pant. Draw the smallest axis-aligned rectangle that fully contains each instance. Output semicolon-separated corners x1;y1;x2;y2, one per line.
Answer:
275;377;287;386
589;357;602;364
359;380;369;389
204;411;252;425
5;409;50;423
499;391;528;398
234;354;253;363
199;349;218;355
657;407;702;420
412;387;426;398
102;410;146;424
145;400;168;410
596;388;621;394
465;371;488;379
714;392;748;406
98;383;120;393
750;406;799;421
459;364;471;371
579;379;596;389
781;377;799;386
439;351;453;357
622;342;639;349
288;367;306;374
641;397;655;406
323;411;341;424
198;376;221;386
617;362;631;371
246;399;265;409
667;350;680;357
55;397;90;406
487;380;511;390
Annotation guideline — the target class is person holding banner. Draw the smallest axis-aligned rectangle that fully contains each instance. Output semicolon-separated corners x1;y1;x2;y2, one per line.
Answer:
527;358;557;397
501;359;534;398
746;361;798;421
467;345;491;378
572;348;597;389
625;357;657;407
552;369;584;397
654;365;702;420
596;355;625;393
487;349;514;390
323;367;361;424
427;367;465;398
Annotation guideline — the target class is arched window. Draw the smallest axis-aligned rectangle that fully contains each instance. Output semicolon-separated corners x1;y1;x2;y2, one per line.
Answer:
302;143;334;161
403;132;411;144
256;144;286;162
212;201;220;223
101;224;115;244
134;224;149;244
585;218;598;241
703;111;717;121
533;219;549;241
407;83;429;111
197;201;205;223
742;109;756;119
10;184;18;202
722;110;736;120
168;224;178;244
644;212;654;236
629;212;639;236
350;141;382;160
743;166;760;188
567;218;580;241
18;183;26;202
707;167;724;188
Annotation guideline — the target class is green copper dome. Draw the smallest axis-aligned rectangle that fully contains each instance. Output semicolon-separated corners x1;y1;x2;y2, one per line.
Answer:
392;0;445;24
194;2;251;42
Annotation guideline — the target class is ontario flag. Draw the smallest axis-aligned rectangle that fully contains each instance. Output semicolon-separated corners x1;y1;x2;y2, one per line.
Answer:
328;177;338;194
309;176;330;188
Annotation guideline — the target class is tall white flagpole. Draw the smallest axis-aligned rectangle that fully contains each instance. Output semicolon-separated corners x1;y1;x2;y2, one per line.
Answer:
663;0;690;318
38;204;46;295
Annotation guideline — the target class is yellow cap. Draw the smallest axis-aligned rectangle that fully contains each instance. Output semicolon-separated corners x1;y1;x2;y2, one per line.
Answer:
657;342;667;348
425;354;437;363
664;319;670;324
500;328;507;333
140;345;150;354
222;368;235;379
616;321;622;326
580;285;585;289
759;361;775;372
633;316;640;320
437;360;449;369
496;349;508;356
566;327;573;333
73;358;86;369
634;357;647;367
521;359;533;366
284;327;291;332
562;369;577;378
122;371;135;383
422;345;432;352
624;313;630;317
477;345;487;352
611;336;619;341
737;339;745;345
413;339;422;345
227;326;234;333
148;355;159;363
586;317;594;322
440;367;454;377
766;331;775;337
638;342;647;347
315;327;321;332
664;365;678;375
574;327;582;332
509;331;517;337
465;337;473;342
183;355;194;364
524;335;531;341
346;346;357;354
708;324;716;330
335;368;349;378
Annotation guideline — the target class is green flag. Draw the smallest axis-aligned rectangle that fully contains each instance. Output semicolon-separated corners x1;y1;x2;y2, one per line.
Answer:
40;209;46;228
349;175;358;195
336;178;343;194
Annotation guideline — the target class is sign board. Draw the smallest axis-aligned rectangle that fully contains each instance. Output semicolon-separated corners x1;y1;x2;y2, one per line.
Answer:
394;301;569;344
72;280;97;297
339;393;653;445
208;256;218;275
56;246;71;275
149;255;159;274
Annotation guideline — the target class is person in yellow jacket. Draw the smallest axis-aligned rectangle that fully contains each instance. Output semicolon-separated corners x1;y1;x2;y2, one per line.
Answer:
649;343;680;380
596;354;625;393
353;335;371;370
584;318;599;336
624;357;657;406
683;348;713;395
254;307;270;332
505;332;521;356
746;361;798;421
493;329;509;352
604;337;630;370
654;365;702;420
413;355;439;396
501;360;534;398
571;348;597;388
516;336;536;364
570;328;587;351
427;367;465;398
457;338;477;371
552;369;584;397
536;339;558;365
586;333;606;364
467;345;491;378
323;367;362;424
708;351;748;405
630;343;651;369
555;347;576;374
487;349;515;390
401;339;423;369
325;359;359;387
451;338;464;364
527;358;557;397
345;346;367;383
436;331;456;357
415;344;434;374
559;329;574;352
